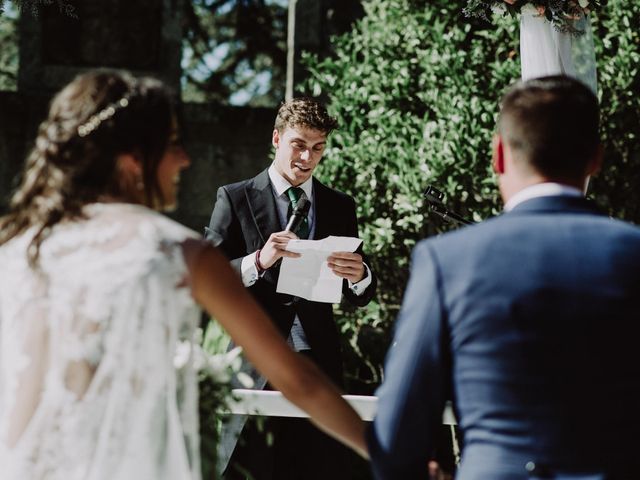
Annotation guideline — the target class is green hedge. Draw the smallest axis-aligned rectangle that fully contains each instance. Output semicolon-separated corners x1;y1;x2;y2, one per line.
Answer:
591;1;640;219
0;5;18;91
303;0;640;393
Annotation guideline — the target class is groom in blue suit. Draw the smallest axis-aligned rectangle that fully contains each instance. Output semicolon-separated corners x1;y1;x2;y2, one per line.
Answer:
368;76;640;480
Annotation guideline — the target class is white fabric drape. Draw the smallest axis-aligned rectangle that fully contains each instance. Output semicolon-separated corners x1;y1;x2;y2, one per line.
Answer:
520;5;597;93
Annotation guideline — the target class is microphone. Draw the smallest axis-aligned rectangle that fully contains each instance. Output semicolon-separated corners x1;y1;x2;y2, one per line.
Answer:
285;197;311;233
423;185;476;226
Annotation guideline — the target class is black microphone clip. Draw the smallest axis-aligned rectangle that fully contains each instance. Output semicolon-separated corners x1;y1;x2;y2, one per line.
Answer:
423;185;475;226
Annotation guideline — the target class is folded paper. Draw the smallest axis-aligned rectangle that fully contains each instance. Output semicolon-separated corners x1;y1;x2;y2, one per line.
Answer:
276;235;363;303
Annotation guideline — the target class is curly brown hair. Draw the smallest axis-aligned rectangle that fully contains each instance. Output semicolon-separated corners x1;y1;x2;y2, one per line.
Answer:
0;69;176;266
273;97;338;135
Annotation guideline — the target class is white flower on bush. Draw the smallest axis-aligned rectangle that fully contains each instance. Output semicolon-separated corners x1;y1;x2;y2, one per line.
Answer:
174;340;195;370
174;340;253;387
206;346;243;383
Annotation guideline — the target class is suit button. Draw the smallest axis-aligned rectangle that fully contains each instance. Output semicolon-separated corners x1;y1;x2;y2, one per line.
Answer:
525;461;552;478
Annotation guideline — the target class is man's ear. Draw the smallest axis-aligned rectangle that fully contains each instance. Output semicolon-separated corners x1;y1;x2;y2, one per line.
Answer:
582;144;604;193
587;144;604;177
492;134;505;175
272;129;280;149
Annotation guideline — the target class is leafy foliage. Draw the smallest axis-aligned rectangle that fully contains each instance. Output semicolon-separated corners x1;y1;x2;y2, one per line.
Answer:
304;0;639;392
2;0;76;17
181;0;287;106
0;4;18;90
197;322;243;480
589;0;640;220
0;0;287;105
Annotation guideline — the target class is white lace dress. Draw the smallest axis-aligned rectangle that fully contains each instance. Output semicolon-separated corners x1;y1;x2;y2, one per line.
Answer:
0;203;202;480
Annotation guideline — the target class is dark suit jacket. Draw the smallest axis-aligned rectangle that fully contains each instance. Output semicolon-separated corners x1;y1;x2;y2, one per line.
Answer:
367;195;640;480
206;168;376;385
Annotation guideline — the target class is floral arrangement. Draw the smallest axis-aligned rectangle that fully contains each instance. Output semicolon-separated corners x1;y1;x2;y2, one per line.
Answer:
463;0;604;35
175;325;253;479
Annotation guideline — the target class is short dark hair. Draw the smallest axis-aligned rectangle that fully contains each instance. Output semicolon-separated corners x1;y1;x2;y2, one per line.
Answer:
274;97;338;135
498;75;600;181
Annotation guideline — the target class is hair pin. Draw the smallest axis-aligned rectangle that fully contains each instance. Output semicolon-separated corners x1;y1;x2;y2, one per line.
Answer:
78;96;130;137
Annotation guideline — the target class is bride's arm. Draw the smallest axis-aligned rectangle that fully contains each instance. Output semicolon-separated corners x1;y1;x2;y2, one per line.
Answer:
181;239;368;459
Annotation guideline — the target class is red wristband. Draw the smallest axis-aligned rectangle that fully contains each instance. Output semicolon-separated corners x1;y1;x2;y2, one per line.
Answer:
255;249;265;272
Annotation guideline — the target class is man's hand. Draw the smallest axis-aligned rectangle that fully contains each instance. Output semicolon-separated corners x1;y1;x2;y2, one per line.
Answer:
258;231;301;269
327;251;365;283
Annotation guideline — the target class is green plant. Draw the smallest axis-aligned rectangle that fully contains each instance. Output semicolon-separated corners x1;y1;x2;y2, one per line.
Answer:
195;322;241;480
1;0;76;17
304;0;639;393
0;3;18;90
589;0;640;220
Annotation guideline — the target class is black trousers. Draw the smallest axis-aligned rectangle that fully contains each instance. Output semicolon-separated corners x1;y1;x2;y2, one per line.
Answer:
223;350;353;480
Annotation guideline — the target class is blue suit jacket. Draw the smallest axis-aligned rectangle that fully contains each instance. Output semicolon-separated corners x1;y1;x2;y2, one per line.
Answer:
368;195;640;480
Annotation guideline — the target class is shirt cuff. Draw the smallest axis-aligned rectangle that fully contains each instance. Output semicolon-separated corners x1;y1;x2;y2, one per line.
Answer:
240;252;261;287
348;262;372;296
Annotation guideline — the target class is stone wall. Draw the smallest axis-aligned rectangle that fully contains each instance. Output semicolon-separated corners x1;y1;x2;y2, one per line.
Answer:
18;0;182;95
172;103;274;232
0;91;48;209
0;92;24;205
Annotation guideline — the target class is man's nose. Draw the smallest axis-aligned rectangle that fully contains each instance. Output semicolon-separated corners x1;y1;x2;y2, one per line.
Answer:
300;149;311;161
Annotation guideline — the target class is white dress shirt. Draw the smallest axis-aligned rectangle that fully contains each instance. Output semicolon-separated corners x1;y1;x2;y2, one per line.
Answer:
504;182;583;212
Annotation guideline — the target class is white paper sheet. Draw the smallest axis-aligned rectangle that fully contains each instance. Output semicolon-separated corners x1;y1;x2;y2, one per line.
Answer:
276;235;363;303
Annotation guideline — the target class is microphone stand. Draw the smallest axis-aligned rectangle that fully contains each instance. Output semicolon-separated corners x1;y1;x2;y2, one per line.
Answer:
423;185;476;226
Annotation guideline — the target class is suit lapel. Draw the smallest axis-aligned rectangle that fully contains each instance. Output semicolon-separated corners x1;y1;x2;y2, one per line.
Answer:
245;169;281;244
244;173;340;242
312;178;336;240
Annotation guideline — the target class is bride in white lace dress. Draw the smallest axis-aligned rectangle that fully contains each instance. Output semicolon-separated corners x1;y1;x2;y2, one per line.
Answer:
0;70;367;480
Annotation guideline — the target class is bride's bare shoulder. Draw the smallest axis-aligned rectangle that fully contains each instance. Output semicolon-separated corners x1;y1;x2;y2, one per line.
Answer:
180;238;226;268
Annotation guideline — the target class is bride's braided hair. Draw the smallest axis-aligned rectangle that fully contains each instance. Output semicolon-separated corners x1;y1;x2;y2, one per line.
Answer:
0;69;175;266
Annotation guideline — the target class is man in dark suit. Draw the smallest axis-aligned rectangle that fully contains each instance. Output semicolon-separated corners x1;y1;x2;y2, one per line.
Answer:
368;76;640;480
206;97;377;480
